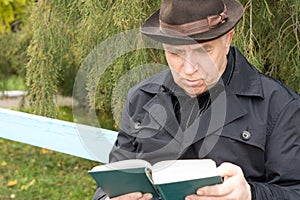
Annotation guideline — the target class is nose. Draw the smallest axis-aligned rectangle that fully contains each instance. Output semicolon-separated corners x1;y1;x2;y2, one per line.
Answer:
182;56;197;75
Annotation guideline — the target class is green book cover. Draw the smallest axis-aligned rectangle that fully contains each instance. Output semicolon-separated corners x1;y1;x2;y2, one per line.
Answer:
89;167;160;198
89;159;222;199
155;176;223;200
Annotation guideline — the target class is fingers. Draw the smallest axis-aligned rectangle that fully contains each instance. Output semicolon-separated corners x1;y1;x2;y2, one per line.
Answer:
110;192;142;200
140;193;153;200
111;192;153;200
196;180;231;197
193;162;239;197
186;162;251;200
185;194;220;200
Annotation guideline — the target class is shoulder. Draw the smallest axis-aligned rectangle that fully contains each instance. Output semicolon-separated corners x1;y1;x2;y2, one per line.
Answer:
231;47;299;127
260;74;299;101
259;74;300;126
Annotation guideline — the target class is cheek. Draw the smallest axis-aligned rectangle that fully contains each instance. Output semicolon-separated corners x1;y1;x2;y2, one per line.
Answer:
169;70;185;89
195;56;219;76
166;55;183;72
204;53;226;74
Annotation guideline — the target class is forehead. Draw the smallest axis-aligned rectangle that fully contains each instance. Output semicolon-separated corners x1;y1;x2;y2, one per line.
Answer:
163;37;221;51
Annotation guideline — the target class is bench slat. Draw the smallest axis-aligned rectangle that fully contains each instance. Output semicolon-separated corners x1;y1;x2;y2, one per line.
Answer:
0;108;117;163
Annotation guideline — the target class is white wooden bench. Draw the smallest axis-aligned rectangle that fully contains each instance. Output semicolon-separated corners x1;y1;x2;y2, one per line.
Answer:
0;108;118;163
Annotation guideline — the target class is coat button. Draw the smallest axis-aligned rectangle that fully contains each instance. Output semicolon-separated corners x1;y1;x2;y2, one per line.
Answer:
241;130;251;141
134;121;141;129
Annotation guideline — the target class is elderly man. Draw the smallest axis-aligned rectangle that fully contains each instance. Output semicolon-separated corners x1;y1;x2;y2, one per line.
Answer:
93;0;300;199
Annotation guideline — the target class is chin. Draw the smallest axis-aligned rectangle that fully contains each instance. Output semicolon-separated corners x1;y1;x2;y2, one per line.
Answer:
185;88;207;97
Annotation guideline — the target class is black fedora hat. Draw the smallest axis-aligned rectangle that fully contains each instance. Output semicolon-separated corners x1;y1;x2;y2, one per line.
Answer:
141;0;244;45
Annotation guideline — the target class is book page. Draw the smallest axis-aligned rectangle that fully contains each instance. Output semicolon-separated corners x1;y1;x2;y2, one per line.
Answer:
151;159;218;184
90;159;152;172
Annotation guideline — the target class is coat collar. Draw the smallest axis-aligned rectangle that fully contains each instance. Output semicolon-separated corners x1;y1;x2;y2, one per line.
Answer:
226;47;264;98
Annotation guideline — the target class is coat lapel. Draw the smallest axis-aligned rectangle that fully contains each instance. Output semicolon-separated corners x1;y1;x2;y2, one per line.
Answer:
143;92;183;142
187;89;248;146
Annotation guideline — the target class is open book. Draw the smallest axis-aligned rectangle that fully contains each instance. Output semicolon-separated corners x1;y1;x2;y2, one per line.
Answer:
89;159;222;200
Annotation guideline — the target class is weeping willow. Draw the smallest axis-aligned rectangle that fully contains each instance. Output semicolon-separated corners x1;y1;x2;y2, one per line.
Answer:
25;0;82;117
25;0;299;127
235;0;300;90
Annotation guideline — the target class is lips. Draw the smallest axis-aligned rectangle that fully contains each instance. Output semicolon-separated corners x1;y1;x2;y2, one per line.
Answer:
185;79;203;86
186;79;198;82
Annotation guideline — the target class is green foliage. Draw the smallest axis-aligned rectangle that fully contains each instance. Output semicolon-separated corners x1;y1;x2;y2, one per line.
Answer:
0;30;31;91
25;0;164;121
77;0;166;127
234;0;300;91
0;0;32;33
0;75;26;91
0;1;32;91
25;0;82;118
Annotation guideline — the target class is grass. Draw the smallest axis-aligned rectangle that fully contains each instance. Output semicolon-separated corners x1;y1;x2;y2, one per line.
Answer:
0;139;99;199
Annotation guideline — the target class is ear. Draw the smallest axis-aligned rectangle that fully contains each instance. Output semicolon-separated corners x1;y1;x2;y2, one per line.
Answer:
225;29;235;54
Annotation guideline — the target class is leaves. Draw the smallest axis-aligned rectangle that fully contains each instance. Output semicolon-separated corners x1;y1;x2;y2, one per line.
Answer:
7;180;18;187
21;179;36;190
234;0;300;91
1;160;7;166
0;0;32;34
40;148;53;154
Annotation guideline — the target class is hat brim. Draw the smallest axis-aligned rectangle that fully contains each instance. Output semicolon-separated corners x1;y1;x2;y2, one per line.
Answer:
141;0;244;45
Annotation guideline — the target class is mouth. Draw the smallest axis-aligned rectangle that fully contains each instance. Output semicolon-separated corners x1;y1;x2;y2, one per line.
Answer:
186;79;199;82
185;79;204;86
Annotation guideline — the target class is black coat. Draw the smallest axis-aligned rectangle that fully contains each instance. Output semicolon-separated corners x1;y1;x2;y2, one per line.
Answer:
94;47;300;199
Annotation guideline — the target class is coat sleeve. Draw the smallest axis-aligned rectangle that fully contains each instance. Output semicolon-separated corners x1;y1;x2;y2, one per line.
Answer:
93;187;107;200
249;98;300;199
109;88;140;162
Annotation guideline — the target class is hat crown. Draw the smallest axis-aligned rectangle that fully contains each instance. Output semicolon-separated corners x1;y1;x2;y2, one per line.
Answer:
160;0;225;25
141;0;244;44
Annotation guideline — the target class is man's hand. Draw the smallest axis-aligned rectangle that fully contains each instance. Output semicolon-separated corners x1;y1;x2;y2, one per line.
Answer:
109;192;153;200
185;162;251;200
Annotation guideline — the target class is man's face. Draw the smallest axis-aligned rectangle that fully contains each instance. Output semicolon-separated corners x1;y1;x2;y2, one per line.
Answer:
164;31;233;97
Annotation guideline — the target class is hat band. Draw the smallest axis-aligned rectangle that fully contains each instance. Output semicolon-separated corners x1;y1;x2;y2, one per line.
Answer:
159;5;228;36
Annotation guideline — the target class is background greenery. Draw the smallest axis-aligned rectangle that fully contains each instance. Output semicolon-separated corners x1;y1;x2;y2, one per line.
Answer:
1;0;299;124
0;0;299;199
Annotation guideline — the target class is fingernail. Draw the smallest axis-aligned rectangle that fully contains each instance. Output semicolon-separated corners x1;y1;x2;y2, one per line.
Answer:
134;192;143;198
145;193;153;199
197;190;203;195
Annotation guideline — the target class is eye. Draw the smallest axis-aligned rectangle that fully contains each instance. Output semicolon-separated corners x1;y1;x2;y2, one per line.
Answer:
193;46;214;55
196;48;211;54
206;48;213;53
